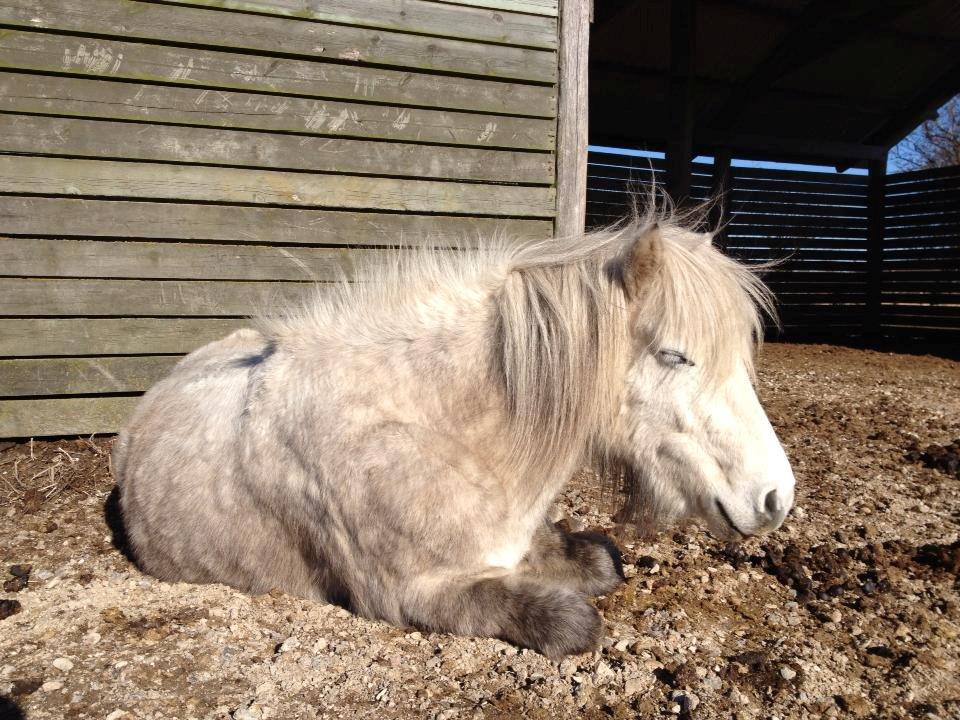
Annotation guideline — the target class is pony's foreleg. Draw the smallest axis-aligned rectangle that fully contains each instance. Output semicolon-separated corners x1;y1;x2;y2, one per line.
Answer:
404;573;601;658
521;521;625;596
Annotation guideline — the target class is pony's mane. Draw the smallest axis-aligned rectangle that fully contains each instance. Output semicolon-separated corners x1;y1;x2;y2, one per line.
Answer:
258;208;775;484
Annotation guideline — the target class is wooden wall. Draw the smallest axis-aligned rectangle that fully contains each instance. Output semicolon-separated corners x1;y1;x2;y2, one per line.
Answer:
586;149;959;345
0;0;561;437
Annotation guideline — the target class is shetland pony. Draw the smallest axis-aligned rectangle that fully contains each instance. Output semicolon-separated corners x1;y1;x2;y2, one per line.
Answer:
114;213;794;657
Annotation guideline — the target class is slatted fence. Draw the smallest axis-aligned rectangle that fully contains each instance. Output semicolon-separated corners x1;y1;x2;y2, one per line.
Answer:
882;165;960;341
586;149;959;345
0;0;560;437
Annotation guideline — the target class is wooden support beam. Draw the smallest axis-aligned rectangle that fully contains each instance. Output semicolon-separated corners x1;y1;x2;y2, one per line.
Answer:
709;148;732;250
866;154;888;339
664;0;695;205
555;0;592;236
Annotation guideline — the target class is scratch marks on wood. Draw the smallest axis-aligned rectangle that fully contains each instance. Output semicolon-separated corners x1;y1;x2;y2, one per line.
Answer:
62;43;123;74
392;110;410;131
478;122;498;143
170;57;194;81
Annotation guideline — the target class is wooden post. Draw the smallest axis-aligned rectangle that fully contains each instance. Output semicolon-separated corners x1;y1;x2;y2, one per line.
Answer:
866;154;887;340
555;0;591;237
665;0;695;205
709;147;731;250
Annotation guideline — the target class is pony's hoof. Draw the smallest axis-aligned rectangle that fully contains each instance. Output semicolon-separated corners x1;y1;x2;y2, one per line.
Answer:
516;588;602;659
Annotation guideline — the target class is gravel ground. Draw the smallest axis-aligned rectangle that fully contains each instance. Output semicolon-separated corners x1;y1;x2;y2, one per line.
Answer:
1;342;959;720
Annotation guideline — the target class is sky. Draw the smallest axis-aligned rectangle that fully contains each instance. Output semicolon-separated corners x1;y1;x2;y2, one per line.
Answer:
587;145;869;176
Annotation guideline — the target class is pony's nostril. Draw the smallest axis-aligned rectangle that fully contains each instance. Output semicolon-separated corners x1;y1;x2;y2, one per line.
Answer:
763;488;781;517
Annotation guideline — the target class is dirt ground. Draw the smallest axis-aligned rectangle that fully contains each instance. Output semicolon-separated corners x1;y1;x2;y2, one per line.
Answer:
1;342;959;720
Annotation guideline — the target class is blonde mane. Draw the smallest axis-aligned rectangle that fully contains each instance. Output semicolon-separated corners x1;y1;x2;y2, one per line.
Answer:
258;209;775;483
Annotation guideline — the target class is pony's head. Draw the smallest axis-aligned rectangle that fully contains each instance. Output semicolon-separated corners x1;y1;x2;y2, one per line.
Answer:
608;219;794;541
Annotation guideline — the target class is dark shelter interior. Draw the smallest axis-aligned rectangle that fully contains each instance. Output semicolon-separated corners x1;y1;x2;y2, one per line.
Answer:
586;0;960;351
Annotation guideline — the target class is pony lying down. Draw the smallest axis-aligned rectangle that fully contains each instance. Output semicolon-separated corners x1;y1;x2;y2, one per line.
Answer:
114;213;795;658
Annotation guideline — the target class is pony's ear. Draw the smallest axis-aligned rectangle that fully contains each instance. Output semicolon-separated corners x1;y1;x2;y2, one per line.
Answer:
623;225;664;300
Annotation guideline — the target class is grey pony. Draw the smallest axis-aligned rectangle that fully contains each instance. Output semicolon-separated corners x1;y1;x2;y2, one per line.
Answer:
115;213;787;658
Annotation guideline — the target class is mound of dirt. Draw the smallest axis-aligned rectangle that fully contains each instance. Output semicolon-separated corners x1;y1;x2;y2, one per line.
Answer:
2;343;959;719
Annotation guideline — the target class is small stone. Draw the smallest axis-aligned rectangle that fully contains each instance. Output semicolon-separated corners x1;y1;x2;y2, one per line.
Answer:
836;693;871;717
40;681;63;692
83;632;102;645
668;703;681;714
52;658;73;672
779;666;797;681
701;673;722;691
624;677;644;696
105;711;126;720
312;638;329;652
829;609;843;623
233;707;262;720
672;692;700;713
407;631;422;640
593;661;615;685
277;637;300;653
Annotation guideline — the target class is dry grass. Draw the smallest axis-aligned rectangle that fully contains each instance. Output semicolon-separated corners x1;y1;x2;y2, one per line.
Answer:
0;437;114;509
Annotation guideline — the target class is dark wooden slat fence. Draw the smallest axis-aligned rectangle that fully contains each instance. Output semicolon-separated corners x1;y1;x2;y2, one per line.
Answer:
881;166;960;340
586;150;960;344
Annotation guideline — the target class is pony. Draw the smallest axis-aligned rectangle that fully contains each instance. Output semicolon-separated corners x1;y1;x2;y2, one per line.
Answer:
113;210;795;658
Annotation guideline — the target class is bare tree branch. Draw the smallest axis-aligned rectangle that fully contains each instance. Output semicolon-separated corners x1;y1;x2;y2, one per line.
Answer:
892;95;960;170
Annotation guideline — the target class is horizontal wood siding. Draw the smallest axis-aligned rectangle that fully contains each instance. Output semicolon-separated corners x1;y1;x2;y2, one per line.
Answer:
0;0;560;437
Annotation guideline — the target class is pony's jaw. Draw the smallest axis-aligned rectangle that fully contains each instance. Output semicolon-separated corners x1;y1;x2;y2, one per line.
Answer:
618;358;796;541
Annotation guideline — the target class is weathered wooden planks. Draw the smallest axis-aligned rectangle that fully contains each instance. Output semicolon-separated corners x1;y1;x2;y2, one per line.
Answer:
0;319;245;357
0;397;141;437
0;157;556;217
0;0;563;438
0;33;555;118
0;278;313;317
158;0;558;48
0;2;557;82
0;239;379;281
0;198;553;245
0;356;180;397
0;74;554;152
439;0;559;15
0;115;554;184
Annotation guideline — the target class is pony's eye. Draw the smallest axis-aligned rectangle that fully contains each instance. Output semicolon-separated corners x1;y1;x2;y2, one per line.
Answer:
658;349;694;367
